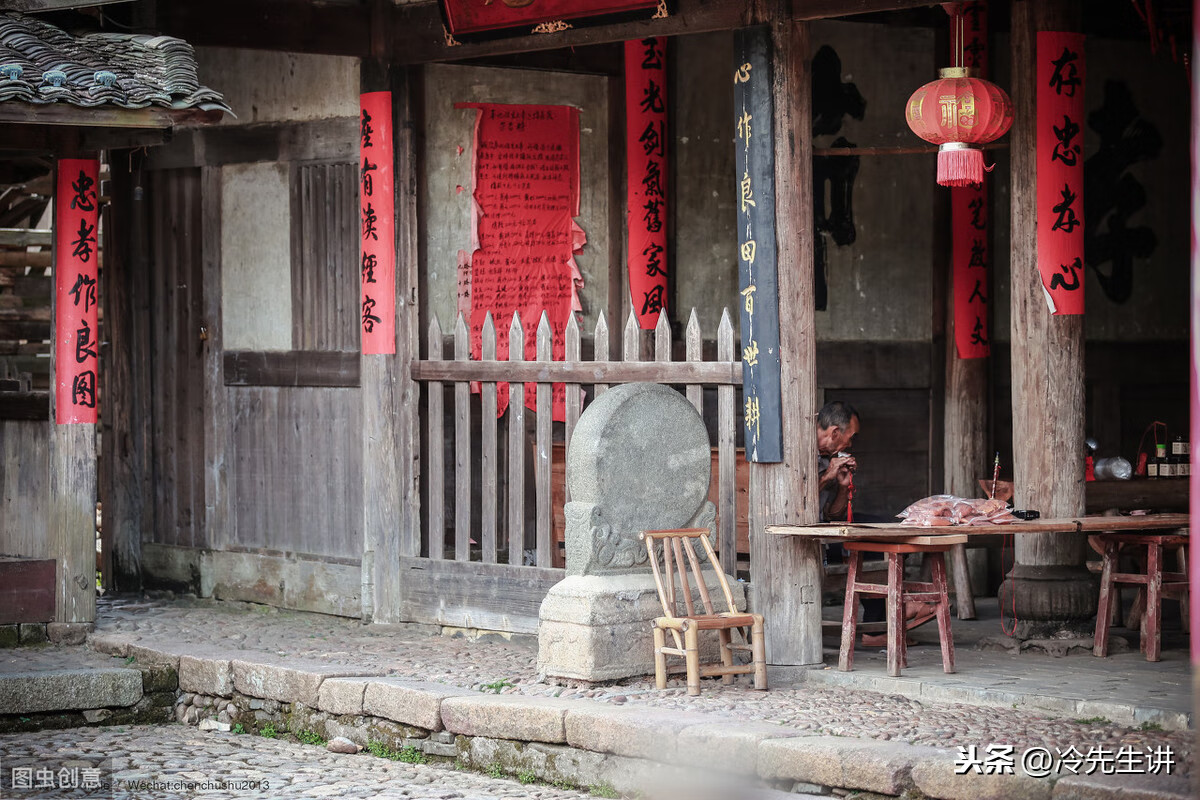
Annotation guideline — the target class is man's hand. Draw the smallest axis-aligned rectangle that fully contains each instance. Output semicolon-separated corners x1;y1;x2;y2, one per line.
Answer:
821;454;856;489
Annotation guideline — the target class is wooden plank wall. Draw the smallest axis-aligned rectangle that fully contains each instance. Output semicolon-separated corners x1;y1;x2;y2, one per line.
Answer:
147;169;207;549
291;162;359;351
228;386;362;560
0;419;49;558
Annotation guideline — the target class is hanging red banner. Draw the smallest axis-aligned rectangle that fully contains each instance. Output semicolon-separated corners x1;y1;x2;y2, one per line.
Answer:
625;36;668;329
952;1;990;358
54;158;100;425
441;0;658;37
458;102;585;421
1036;31;1085;314
360;91;396;354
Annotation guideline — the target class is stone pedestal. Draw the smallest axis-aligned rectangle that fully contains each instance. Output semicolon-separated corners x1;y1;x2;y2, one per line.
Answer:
537;573;745;684
536;383;719;684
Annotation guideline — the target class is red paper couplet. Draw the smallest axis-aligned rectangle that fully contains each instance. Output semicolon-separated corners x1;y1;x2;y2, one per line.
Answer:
1036;31;1086;315
54;158;100;425
625;36;668;329
458;103;585;421
360;91;396;354
952;1;990;358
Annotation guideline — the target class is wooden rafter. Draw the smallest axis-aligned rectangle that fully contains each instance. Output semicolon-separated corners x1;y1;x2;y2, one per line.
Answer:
3;0;130;10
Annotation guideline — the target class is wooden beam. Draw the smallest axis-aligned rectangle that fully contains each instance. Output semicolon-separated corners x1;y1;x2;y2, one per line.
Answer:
747;14;822;666
0;391;49;421
0;124;170;156
223;350;360;387
144;118;357;171
201;166;232;556
0;252;53;268
410;358;741;385
156;0;940;61
0;229;52;248
4;0;130;10
0;103;224;131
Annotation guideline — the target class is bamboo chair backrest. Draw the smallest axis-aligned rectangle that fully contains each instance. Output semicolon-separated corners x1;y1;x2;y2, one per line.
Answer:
640;529;738;619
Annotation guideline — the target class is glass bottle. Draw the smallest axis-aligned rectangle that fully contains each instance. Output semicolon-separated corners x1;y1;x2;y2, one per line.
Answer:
1149;443;1166;479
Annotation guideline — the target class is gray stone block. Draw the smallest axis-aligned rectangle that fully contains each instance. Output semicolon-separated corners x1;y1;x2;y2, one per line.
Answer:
758;736;941;796
675;721;804;775
441;695;574;744
46;622;89;645
910;754;1052;800
317;678;372;716
87;632;135;658
178;654;233;697
362;678;474;731
564;704;713;760
127;642;184;669
231;658;374;706
18;623;48;644
0;669;142;713
1052;772;1193;800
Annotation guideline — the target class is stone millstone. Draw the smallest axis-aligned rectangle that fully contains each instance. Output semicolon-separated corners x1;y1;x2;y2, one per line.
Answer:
564;382;713;576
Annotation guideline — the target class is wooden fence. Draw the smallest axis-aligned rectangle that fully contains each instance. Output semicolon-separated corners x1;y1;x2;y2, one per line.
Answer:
405;306;744;632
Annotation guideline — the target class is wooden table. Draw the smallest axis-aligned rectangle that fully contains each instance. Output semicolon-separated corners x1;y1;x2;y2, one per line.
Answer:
766;513;1190;541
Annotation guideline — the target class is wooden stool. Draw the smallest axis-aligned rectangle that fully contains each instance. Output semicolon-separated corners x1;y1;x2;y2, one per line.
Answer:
839;540;956;677
1093;533;1189;662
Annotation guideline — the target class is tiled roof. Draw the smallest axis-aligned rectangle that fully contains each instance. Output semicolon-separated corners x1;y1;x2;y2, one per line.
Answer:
0;13;231;114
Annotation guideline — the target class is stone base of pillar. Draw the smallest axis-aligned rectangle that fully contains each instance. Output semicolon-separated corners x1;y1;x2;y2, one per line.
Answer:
997;562;1099;639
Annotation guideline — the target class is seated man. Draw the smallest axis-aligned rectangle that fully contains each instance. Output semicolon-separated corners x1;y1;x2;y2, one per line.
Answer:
816;401;935;647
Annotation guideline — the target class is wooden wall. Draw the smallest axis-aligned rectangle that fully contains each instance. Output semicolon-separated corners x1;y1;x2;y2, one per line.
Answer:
0;419;49;559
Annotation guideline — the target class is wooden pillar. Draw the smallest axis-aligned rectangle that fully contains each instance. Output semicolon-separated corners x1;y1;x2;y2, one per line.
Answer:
1000;0;1095;631
201;165;230;556
748;16;822;666
101;154;152;591
49;160;98;629
361;58;422;623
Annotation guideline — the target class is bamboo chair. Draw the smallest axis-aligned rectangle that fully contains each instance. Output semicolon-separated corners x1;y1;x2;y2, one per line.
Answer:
640;529;767;696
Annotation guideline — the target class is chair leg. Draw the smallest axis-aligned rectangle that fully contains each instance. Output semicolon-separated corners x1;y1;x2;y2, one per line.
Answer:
839;550;863;672
887;552;903;677
684;623;701;696
1093;540;1116;657
1146;542;1162;662
652;624;667;690
930;552;956;674
718;628;734;684
751;615;767;690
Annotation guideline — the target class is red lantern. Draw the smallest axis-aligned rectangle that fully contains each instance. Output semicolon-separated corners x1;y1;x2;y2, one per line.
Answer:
905;67;1013;187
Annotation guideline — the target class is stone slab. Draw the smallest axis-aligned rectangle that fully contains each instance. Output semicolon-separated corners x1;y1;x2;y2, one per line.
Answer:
758;736;943;796
317;677;373;716
178;654;234;697
0;668;142;714
441;694;575;744
675;721;807;775
910;755;1052;800
564;704;714;761
230;658;376;707
362;678;476;731
87;632;137;658
1052;771;1193;800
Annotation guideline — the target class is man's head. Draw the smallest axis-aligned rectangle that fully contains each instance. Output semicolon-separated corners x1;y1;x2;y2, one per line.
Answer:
816;400;860;455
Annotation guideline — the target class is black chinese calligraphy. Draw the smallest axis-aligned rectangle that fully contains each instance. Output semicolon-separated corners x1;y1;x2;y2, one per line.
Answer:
362;202;379;241
640;37;663;70
360;107;374;148
70;169;96;212
362;252;378;284
1084;80;1161;304
1051;183;1081;233
641;284;665;315
71;218;96;263
361;156;378;197
1051;114;1082;167
75;317;97;362
970;316;988;346
362;295;381;332
1049;256;1083;292
642;242;666;277
811;46;865;313
640;79;665;115
1048;46;1082;97
69;273;97;312
72;370;96;408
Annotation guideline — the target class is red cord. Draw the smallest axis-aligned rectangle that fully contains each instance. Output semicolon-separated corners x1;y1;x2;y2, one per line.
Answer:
846;476;854;524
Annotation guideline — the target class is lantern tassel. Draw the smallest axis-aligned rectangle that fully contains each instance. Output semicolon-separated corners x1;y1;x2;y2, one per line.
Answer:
937;144;984;187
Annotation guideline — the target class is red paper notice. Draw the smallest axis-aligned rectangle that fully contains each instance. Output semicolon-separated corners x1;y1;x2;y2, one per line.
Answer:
458;103;585;421
54;158;100;424
626;37;668;329
1036;31;1085;315
360;91;396;354
951;3;990;359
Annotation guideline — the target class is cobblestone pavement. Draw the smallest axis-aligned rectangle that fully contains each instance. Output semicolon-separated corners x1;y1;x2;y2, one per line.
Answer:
81;596;1193;777
0;724;595;799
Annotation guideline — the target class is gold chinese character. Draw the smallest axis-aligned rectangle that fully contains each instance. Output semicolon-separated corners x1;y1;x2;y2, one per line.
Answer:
744;396;761;439
736;110;752;144
740;241;756;268
734;63;752;83
938;93;958;128
740;171;756;213
743;340;759;367
741;283;756;314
